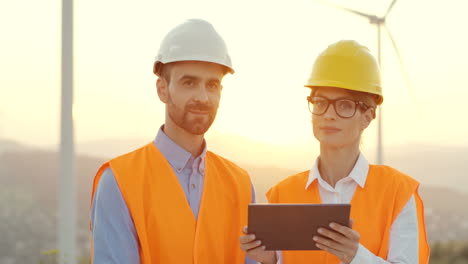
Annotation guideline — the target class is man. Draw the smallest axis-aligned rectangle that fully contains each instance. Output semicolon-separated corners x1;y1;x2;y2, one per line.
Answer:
90;19;255;264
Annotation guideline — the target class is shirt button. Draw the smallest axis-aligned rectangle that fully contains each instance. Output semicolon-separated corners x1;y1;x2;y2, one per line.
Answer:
177;168;182;171
191;184;196;189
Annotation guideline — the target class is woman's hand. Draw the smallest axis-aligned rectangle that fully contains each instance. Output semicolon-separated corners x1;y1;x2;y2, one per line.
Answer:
239;226;276;264
313;220;360;264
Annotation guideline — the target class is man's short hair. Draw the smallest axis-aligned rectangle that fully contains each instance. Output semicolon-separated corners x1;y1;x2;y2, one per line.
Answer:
156;62;229;84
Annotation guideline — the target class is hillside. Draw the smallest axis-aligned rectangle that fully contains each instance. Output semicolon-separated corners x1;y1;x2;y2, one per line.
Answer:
1;141;467;262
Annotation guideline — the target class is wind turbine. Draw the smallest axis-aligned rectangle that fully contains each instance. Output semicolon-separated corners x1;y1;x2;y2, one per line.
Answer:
324;0;413;165
58;0;76;263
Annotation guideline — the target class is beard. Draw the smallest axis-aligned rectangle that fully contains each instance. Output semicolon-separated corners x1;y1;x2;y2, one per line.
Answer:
167;94;218;135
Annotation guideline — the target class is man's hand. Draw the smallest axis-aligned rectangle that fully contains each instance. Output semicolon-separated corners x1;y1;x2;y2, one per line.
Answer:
313;220;360;264
239;226;276;264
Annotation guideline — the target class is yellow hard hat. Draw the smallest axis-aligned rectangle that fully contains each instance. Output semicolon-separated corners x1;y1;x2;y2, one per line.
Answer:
305;40;383;105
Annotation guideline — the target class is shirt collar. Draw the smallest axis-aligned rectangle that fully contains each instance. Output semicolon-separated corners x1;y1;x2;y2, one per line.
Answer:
305;152;369;190
154;126;207;173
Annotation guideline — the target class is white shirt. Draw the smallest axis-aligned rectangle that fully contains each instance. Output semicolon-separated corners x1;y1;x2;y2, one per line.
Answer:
274;153;419;264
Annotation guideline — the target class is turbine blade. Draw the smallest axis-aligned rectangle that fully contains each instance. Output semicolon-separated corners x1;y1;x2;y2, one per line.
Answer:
340;6;375;20
314;0;374;19
384;24;419;112
385;0;398;18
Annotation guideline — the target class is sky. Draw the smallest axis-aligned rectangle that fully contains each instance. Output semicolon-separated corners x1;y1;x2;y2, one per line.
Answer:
1;0;468;165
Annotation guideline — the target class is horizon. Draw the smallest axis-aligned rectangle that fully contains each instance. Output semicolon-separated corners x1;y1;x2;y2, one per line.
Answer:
2;135;467;195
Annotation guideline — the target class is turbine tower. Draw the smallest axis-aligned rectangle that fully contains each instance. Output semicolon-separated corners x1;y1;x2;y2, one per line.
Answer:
328;0;413;164
58;0;76;263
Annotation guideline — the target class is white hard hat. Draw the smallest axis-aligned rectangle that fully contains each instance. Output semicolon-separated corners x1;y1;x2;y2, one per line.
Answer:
154;19;234;76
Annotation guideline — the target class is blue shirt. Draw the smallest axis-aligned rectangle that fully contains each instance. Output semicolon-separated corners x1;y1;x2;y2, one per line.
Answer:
91;128;256;264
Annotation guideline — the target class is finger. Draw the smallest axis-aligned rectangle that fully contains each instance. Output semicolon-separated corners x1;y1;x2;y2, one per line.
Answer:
313;235;347;252
315;240;343;256
316;243;349;262
242;225;248;234
240;239;263;252
239;234;256;244
246;245;268;259
317;227;347;245
329;223;360;241
349;219;354;228
247;244;266;253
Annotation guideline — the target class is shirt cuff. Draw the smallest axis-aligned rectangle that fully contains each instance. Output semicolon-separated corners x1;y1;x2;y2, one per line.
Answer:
276;250;282;264
350;244;373;264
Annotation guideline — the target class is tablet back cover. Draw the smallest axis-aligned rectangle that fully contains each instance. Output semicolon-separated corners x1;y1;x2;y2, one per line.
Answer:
248;204;351;250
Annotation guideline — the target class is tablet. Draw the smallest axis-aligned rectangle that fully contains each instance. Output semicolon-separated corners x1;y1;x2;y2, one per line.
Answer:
248;204;351;250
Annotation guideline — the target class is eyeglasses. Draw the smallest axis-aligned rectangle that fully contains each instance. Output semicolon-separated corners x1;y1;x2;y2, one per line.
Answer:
307;96;371;119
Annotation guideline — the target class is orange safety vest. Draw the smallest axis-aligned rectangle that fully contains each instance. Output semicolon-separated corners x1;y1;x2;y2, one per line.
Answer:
90;143;252;264
266;165;430;264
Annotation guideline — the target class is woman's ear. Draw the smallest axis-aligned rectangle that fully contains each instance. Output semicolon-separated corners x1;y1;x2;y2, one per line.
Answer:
156;78;169;103
361;107;374;130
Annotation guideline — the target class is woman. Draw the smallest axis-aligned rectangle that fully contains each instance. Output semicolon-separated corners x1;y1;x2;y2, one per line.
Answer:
240;40;430;264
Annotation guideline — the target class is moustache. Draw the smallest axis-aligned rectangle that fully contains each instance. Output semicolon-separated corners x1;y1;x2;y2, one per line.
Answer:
185;103;214;112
